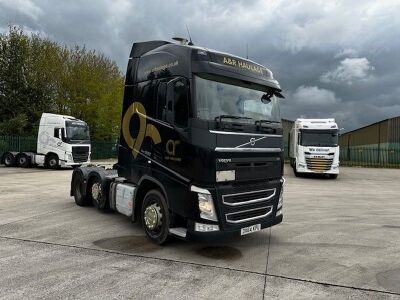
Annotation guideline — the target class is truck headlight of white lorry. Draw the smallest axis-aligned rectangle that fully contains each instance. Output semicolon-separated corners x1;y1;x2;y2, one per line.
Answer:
66;153;73;161
190;185;217;221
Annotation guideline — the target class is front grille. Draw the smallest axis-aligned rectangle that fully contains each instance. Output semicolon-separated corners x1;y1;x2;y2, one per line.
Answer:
305;157;333;171
226;206;273;224
72;146;89;163
222;189;276;206
220;187;278;224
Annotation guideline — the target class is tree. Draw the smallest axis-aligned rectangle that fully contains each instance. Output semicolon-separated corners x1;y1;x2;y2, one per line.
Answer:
0;26;124;140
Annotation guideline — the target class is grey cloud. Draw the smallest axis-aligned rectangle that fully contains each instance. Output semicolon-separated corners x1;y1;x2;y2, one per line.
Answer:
1;0;399;132
320;57;375;84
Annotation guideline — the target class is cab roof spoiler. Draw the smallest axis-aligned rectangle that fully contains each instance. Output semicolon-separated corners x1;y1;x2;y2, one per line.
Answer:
130;41;171;58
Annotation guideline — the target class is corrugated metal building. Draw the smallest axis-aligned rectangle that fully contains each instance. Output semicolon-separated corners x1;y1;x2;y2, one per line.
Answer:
339;116;400;165
339;116;400;147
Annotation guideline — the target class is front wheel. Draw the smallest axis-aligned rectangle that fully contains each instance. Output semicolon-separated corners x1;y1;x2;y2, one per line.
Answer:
46;154;59;169
141;190;170;245
293;161;301;177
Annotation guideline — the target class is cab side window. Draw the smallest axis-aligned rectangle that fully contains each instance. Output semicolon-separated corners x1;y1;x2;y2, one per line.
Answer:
156;82;167;121
174;81;189;127
54;128;60;139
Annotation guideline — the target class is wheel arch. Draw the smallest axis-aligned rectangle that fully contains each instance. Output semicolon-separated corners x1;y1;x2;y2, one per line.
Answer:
45;152;59;160
134;175;169;222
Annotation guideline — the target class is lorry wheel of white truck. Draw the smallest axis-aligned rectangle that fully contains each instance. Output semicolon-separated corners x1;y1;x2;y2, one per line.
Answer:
45;154;59;169
16;154;30;168
3;153;16;167
292;159;301;177
141;190;170;245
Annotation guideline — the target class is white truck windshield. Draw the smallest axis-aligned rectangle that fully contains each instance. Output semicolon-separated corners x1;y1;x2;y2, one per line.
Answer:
301;131;338;147
66;121;90;141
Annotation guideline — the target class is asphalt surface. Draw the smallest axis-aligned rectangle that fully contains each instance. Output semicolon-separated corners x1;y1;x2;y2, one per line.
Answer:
0;163;400;299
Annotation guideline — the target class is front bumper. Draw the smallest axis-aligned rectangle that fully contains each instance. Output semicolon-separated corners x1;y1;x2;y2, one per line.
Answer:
297;163;339;174
186;213;283;240
60;159;90;166
184;178;284;240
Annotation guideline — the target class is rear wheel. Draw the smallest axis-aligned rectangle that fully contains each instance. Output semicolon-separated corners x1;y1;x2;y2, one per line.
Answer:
88;176;107;210
73;172;90;206
17;154;29;168
3;153;16;167
46;154;59;169
141;190;170;245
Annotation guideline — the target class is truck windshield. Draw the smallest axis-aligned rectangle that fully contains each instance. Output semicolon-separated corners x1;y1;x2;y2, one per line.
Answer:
66;121;90;141
301;130;338;147
194;76;280;123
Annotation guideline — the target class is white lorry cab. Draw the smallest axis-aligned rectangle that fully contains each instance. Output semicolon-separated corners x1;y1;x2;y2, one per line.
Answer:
2;113;91;169
289;118;339;178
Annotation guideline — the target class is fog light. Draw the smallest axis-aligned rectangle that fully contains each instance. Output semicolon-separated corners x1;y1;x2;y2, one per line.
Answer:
195;223;219;232
276;209;282;217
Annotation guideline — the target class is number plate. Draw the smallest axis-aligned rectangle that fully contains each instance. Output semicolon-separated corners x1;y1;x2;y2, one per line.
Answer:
241;224;261;236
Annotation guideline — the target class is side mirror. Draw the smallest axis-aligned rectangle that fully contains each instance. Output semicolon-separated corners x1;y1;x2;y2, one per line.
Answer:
61;128;66;142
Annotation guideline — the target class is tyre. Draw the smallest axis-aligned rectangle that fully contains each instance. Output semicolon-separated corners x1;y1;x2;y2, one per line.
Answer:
330;174;338;179
3;153;16;167
46;154;59;169
293;161;301;177
88;175;107;210
72;172;90;206
141;190;170;245
16;154;30;168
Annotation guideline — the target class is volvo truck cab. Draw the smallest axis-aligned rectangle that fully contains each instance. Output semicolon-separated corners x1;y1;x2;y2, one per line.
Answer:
71;40;285;244
289;118;339;178
2;113;91;168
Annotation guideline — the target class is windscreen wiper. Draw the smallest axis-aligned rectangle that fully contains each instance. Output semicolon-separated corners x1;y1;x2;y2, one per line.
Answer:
215;115;253;122
255;119;281;127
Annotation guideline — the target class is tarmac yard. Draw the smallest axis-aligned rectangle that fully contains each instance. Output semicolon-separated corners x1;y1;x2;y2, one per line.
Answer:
0;164;400;299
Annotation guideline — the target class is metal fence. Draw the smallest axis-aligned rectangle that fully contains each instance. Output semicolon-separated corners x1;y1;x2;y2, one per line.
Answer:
339;146;400;168
0;136;118;161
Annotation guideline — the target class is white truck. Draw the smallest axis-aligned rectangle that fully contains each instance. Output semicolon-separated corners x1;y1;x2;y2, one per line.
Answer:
289;118;339;178
2;113;91;169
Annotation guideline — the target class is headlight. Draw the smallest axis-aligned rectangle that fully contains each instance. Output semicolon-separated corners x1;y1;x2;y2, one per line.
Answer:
191;185;218;221
66;153;73;161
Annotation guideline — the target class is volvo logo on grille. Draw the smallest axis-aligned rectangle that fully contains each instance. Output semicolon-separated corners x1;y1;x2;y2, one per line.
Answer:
218;158;231;163
250;137;256;146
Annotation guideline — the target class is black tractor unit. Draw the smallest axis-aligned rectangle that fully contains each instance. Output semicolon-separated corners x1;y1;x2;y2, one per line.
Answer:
71;38;285;244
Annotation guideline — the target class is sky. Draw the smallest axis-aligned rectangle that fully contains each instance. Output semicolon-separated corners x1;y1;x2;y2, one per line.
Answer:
1;0;400;131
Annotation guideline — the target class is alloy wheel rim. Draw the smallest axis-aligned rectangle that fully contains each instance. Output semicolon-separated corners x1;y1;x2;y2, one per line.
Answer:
144;204;163;231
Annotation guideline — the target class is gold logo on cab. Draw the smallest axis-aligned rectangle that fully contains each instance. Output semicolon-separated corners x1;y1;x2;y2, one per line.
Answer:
223;56;264;75
122;102;161;158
